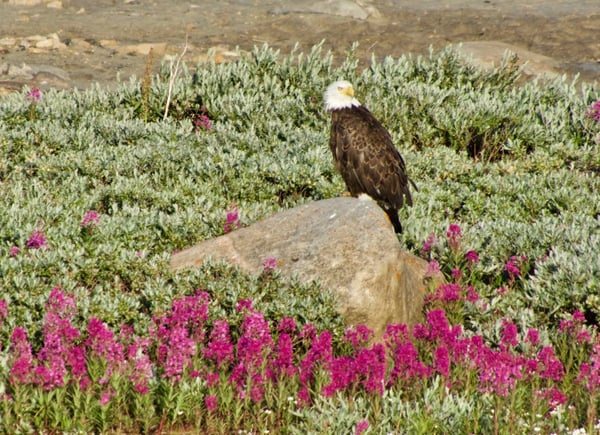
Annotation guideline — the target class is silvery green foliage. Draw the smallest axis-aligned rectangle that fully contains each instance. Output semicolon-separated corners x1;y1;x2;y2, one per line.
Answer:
0;43;599;337
289;379;570;434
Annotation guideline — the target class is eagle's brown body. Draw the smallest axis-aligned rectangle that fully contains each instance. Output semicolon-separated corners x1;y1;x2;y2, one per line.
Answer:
329;105;413;233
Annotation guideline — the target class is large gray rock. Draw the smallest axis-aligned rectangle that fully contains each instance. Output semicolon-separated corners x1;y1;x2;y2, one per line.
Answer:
170;197;435;338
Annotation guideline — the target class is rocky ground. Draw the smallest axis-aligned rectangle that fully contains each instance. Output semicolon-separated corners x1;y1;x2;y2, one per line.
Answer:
1;0;599;94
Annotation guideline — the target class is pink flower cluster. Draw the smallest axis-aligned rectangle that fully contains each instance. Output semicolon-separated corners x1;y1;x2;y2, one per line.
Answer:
81;210;100;230
3;287;600;415
194;114;211;132
223;203;240;234
586;100;600;123
8;228;49;257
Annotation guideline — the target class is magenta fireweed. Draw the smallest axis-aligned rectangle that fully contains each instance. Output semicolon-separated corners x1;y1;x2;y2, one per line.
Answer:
152;292;210;380
26;87;41;102
86;318;124;381
422;233;439;255
578;340;600;392
343;324;373;349
9;326;34;384
261;257;278;273
298;330;333;405
464;249;480;264
36;288;88;390
4;282;600;430
194;114;212;132
205;394;218;412
274;333;297;378
537;346;565;382
81;210;100;230
446;223;462;252
355;419;370;435
425;259;441;277
126;337;153;394
26;229;48;249
586;100;600;122
223;203;240;234
500;319;519;348
203;319;235;369
231;310;274;401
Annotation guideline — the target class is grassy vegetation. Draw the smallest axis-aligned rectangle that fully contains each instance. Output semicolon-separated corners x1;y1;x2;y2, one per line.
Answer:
0;43;599;433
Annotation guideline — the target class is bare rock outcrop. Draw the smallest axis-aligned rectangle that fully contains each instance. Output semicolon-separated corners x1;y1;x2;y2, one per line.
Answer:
170;197;437;338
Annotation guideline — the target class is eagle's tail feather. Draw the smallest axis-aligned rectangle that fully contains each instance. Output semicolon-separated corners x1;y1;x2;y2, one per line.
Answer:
386;209;403;234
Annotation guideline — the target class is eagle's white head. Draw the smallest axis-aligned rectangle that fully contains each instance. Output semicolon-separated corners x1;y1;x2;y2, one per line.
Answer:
324;80;361;111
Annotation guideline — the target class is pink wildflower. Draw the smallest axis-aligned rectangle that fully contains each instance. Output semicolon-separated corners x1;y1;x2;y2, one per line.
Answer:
465;285;479;302
500;319;519;348
446;223;462;251
465;250;479;264
537;346;564;382
81;210;100;229
26;87;41;102
559;311;591;343
344;324;374;349
277;317;297;334
261;257;278;273
26;229;48;249
153;293;209;380
422;233;439;255
537;387;567;410
299;331;333;396
203;319;234;368
355;344;386;395
425;259;440;277
355;419;370;435
9;246;19;257
194;114;211;131
126;337;152;394
99;388;115;406
435;283;462;303
451;268;462;282
205;395;218;411
578;341;600;393
9;327;34;384
434;345;450;377
223;204;240;233
205;372;220;387
36;288;85;390
274;332;297;378
505;256;521;277
86;318;124;380
230;311;274;401
586;100;600;122
236;298;253;312
525;328;540;346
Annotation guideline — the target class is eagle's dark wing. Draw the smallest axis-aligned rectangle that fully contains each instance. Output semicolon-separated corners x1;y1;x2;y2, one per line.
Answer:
329;106;413;212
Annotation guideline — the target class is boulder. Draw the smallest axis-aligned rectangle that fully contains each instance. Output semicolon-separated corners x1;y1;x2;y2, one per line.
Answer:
455;41;561;79
170;197;437;338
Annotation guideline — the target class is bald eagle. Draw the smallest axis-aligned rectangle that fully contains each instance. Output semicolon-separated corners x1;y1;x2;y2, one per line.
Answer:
324;80;414;234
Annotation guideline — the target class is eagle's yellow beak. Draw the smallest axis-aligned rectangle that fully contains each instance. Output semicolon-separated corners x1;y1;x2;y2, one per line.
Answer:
341;86;355;97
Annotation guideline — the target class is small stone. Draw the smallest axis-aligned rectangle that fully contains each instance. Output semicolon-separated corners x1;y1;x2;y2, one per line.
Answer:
8;0;45;5
116;42;167;56
0;38;18;47
99;39;119;48
7;63;34;79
